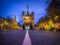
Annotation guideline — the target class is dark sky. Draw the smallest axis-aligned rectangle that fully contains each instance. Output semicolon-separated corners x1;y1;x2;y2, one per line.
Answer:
0;0;51;25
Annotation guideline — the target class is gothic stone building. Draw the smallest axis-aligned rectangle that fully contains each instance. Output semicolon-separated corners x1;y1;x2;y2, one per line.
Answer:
22;5;34;30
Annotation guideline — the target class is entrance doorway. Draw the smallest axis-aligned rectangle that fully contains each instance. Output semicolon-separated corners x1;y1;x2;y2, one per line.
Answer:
23;24;32;30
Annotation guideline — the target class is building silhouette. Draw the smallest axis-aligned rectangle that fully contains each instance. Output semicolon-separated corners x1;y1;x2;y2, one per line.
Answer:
12;15;22;30
22;5;34;30
0;15;22;30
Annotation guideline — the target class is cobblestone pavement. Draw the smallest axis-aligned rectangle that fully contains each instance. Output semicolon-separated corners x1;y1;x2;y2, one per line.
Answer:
0;30;60;45
0;30;26;45
29;30;60;45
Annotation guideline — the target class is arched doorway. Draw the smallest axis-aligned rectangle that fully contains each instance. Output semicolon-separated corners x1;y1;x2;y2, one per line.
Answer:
23;24;32;30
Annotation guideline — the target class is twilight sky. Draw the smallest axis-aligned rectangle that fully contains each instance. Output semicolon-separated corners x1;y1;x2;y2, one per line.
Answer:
0;0;51;25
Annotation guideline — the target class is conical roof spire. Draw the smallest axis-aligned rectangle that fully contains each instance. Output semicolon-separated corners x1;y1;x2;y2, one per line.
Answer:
14;15;16;21
27;5;29;15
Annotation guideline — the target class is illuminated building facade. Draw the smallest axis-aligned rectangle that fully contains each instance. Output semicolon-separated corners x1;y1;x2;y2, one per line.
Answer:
0;4;60;31
0;16;22;30
22;5;34;30
12;15;22;30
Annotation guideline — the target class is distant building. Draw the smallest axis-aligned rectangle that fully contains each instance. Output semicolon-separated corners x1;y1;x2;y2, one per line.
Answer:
22;5;34;30
0;17;5;30
12;15;22;30
0;16;22;30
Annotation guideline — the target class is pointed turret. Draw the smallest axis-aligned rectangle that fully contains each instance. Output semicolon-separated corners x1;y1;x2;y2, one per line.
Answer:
31;12;34;15
22;11;25;16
